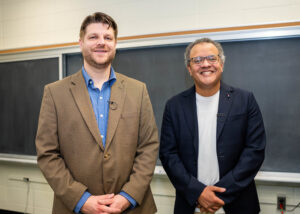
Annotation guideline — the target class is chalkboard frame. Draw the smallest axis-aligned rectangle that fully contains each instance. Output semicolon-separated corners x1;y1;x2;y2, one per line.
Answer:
1;25;300;181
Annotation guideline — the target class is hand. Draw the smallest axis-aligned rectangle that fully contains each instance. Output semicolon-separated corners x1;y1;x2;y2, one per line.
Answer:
198;186;226;213
81;194;121;214
109;194;131;213
198;204;221;213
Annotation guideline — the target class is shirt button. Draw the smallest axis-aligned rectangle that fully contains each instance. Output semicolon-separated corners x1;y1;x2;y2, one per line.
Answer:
89;80;92;85
100;96;103;100
101;135;104;138
100;114;103;118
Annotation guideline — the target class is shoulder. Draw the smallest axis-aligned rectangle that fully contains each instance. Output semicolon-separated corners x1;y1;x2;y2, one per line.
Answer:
115;72;145;90
44;70;81;93
221;82;253;99
222;83;258;110
166;86;195;105
161;86;195;114
48;70;80;87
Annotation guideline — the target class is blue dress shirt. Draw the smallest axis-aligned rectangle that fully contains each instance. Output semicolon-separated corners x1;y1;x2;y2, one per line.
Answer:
82;66;116;147
74;67;136;213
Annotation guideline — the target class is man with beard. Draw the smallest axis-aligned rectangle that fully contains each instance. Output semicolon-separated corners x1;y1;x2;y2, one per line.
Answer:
159;38;266;214
36;12;159;214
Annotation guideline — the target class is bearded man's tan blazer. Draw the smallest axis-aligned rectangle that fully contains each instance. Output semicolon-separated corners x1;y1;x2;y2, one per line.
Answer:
36;70;159;214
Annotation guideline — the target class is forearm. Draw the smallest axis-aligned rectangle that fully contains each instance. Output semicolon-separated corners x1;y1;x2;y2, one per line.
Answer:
161;151;205;206
36;86;87;210
120;129;158;204
37;144;88;209
160;101;205;206
215;93;266;203
121;84;159;204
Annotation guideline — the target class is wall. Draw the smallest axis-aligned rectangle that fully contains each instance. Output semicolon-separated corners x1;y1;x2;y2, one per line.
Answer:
0;0;300;213
1;161;300;214
0;160;177;214
0;0;3;49
0;161;53;213
1;0;300;50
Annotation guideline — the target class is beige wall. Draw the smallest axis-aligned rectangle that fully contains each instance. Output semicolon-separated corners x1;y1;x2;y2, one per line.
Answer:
1;0;300;50
1;161;300;214
0;0;3;49
0;161;53;213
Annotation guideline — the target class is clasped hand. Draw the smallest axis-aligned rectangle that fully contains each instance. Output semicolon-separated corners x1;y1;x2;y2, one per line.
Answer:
197;186;226;213
81;193;131;214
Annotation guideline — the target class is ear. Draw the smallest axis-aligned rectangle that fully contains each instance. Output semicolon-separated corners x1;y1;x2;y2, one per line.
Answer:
220;62;224;73
79;39;83;51
187;66;192;76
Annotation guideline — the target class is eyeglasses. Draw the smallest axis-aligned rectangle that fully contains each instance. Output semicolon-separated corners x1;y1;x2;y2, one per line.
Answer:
188;55;219;65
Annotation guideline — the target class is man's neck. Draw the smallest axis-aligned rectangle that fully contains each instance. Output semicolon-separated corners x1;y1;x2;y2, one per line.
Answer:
84;63;111;90
195;82;220;97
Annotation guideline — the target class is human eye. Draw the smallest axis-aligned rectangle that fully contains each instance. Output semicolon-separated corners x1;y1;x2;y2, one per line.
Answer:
207;55;217;62
88;35;97;40
105;36;113;41
192;56;202;64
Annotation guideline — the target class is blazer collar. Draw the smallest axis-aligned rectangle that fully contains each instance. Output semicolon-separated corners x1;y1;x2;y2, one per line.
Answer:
105;72;126;151
69;71;126;151
182;82;234;151
217;82;234;140
70;70;104;151
182;85;196;97
182;86;198;153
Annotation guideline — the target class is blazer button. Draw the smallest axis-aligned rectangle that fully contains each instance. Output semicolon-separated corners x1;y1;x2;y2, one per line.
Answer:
104;153;111;159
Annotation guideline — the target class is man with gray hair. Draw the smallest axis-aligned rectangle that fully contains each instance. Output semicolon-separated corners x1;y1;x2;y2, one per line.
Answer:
160;38;266;214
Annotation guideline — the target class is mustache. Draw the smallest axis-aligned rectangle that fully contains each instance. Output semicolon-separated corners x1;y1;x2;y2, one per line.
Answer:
93;47;107;52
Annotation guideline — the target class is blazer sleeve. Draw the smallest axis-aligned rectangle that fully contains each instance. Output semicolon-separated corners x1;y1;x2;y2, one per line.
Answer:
160;100;206;207
121;83;159;205
215;92;266;204
36;85;87;211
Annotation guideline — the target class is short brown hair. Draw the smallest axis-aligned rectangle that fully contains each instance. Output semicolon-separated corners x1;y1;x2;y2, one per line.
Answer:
79;12;118;39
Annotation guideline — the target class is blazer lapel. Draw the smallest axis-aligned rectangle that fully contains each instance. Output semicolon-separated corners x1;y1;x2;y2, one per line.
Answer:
217;82;234;141
182;86;199;154
105;73;125;150
69;71;104;151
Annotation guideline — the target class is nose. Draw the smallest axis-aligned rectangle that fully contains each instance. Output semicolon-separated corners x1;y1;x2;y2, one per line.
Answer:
96;37;105;46
200;58;211;67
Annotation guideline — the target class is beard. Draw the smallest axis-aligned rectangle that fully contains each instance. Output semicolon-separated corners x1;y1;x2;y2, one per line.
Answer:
82;49;116;69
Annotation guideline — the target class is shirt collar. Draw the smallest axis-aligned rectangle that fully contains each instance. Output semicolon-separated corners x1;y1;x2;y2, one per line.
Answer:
82;66;116;88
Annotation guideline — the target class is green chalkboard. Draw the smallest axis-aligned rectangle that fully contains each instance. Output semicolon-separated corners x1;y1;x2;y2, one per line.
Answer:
63;37;300;173
0;58;59;155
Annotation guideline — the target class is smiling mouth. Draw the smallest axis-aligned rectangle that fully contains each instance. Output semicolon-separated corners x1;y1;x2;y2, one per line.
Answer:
200;71;215;75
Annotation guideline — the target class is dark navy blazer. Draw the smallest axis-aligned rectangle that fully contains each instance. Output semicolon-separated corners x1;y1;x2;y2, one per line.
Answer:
159;83;266;214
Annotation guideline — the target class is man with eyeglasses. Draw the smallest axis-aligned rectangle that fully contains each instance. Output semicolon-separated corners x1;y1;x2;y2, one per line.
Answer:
160;38;266;214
